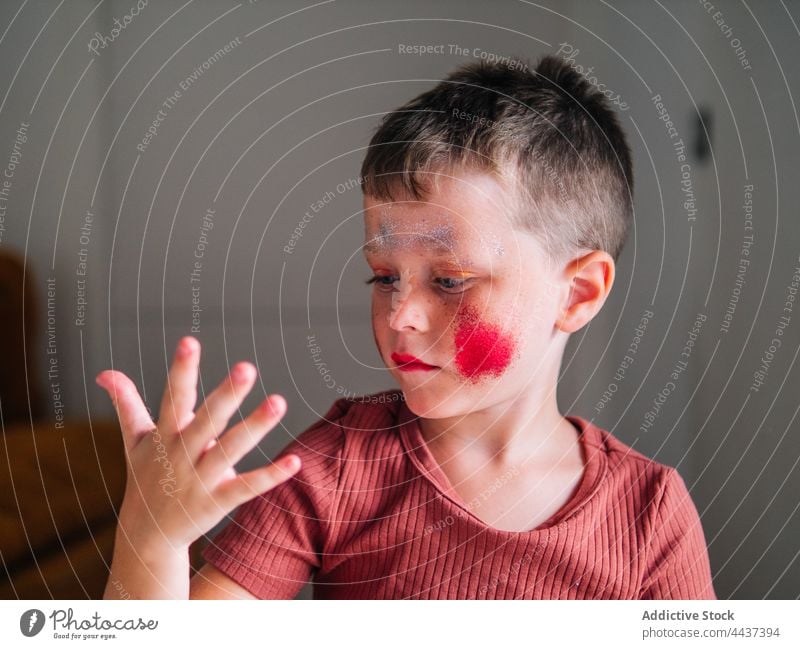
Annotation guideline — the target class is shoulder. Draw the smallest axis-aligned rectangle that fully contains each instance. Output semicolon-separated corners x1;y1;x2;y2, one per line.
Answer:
568;414;683;510
569;415;707;565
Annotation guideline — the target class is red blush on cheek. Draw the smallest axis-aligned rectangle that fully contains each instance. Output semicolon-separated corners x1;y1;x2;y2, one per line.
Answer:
453;305;517;381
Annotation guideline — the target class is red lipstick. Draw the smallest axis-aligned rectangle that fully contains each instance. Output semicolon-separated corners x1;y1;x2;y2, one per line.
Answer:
391;352;438;372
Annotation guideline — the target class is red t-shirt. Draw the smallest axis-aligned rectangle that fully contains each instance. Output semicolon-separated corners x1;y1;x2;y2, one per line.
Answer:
201;390;716;599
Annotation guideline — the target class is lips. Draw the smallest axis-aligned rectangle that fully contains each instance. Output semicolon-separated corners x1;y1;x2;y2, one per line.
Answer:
391;352;438;372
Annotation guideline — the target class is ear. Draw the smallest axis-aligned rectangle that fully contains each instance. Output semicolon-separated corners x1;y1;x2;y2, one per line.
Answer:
555;250;615;334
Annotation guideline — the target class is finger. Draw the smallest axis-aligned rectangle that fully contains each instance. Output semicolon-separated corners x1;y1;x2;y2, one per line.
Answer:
214;454;301;511
183;361;257;456
198;394;286;478
200;438;237;484
159;336;200;433
95;370;155;451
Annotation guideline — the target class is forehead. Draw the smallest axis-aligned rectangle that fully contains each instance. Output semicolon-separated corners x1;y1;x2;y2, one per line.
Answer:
364;173;511;220
361;172;529;260
362;199;511;259
363;211;458;253
362;209;509;259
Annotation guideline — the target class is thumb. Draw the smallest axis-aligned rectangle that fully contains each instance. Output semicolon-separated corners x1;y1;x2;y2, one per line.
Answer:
96;370;156;448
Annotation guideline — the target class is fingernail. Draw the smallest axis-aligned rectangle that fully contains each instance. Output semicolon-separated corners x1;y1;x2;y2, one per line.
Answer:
232;363;256;384
176;339;192;359
266;394;284;416
282;454;300;472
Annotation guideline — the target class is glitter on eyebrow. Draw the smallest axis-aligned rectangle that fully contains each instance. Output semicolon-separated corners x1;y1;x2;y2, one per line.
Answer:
377;215;397;244
425;223;455;249
364;218;458;254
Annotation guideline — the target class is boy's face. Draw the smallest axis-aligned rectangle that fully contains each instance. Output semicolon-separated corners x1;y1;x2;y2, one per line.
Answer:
363;171;569;418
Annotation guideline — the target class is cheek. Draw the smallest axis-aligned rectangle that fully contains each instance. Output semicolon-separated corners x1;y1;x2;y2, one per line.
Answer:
453;304;518;382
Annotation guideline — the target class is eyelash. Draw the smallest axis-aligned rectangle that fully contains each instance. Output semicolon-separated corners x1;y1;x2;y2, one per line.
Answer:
365;274;473;294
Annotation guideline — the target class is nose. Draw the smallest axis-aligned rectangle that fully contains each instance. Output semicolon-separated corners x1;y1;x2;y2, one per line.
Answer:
387;272;430;332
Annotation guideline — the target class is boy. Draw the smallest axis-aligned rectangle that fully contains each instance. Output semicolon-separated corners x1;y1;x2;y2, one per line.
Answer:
100;55;715;599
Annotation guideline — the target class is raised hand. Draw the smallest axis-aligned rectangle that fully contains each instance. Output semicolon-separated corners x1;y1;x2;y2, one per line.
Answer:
96;336;300;552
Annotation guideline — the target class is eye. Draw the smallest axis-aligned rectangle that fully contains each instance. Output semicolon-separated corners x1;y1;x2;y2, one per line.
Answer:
365;274;399;291
366;273;475;294
434;276;473;293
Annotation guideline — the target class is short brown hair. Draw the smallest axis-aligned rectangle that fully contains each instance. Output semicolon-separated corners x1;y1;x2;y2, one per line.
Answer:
360;54;634;263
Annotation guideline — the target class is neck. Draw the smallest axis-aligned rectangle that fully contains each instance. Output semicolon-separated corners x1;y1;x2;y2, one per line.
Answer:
417;382;573;467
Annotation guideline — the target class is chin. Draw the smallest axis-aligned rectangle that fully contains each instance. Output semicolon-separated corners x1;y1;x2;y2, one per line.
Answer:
399;382;476;419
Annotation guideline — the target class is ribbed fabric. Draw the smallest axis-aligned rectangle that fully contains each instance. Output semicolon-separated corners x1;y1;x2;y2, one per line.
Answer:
201;390;716;599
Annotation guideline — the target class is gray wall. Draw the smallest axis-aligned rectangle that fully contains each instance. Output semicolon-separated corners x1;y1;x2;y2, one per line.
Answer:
1;0;798;599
